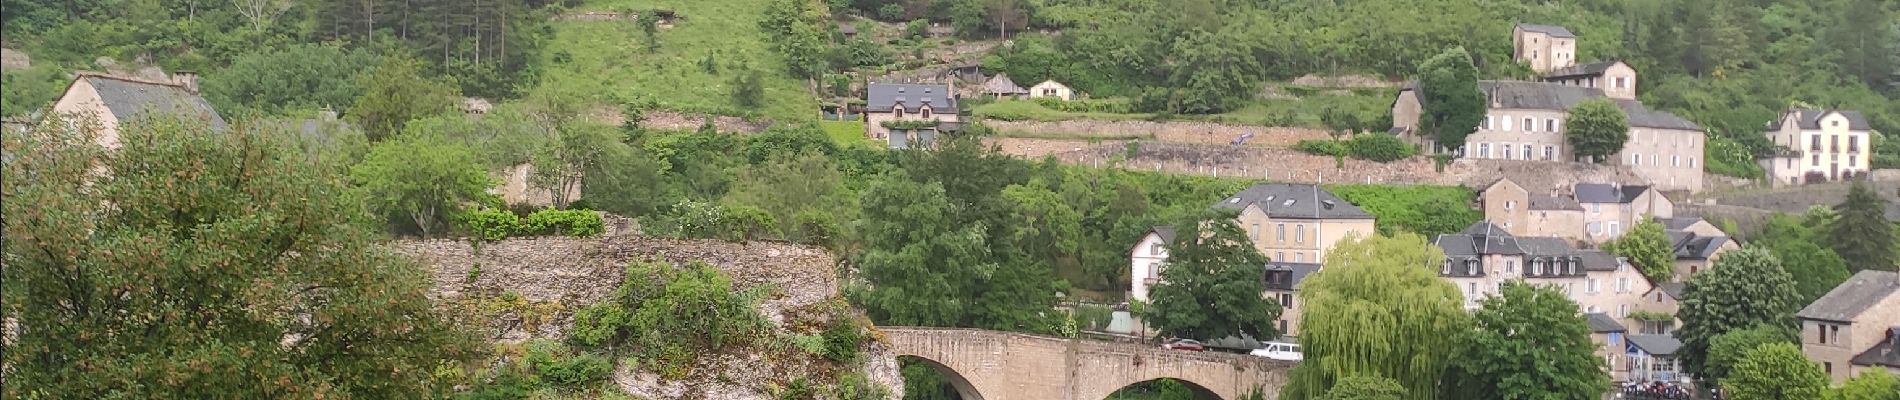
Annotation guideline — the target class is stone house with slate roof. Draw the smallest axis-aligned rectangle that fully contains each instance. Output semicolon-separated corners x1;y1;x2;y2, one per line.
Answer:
1513;23;1577;74
1798;270;1900;382
864;82;961;149
49;71;226;150
1586;312;1636;381
1212;183;1377;265
1480;177;1588;242
1432;222;1658;322
1761;108;1874;185
1540;60;1639;101
981;73;1027;98
1263;261;1320;336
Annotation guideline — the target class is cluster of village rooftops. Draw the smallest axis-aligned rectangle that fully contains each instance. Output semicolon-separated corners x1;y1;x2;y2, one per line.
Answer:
18;19;1893;390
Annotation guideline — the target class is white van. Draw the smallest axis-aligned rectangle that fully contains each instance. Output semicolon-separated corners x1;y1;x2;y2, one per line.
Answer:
1249;341;1302;361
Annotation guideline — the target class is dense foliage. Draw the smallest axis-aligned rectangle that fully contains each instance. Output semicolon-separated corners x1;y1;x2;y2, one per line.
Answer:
1293;134;1417;163
1325;185;1482;238
1831;181;1897;272
1445;281;1609;400
1415;47;1486;151
569;261;772;377
1319;376;1406;400
0;116;481;398
1603;220;1677;282
1675;247;1803;381
1144;214;1282;341
1722;342;1829;400
1285;234;1469;400
1703;325;1795;384
1758;210;1853;302
1564;99;1630;162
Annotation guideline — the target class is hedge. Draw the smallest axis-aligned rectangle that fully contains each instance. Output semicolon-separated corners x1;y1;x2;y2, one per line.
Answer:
457;208;605;241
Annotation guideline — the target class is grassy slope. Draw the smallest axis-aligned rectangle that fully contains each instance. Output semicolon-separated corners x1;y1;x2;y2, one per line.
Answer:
818;119;873;148
973;89;1393;128
537;0;818;123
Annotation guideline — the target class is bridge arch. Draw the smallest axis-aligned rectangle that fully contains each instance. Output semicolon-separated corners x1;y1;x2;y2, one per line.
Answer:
881;327;1292;400
1100;378;1223;400
898;355;986;400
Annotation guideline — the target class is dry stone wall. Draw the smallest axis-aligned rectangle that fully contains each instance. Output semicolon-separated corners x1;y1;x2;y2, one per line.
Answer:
1031;141;1646;192
988;120;1333;148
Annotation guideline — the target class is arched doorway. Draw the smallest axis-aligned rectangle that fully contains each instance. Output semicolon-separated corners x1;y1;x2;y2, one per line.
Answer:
1103;378;1223;400
898;355;985;400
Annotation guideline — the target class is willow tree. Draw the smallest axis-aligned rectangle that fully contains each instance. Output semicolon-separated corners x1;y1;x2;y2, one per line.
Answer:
1283;233;1469;400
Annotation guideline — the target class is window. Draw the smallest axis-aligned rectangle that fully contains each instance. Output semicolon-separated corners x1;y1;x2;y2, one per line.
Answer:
1280;293;1295;309
1276;224;1286;241
1524;118;1535;132
1442;260;1451;275
1610;222;1621;236
1295;224;1306;243
1506;260;1517;274
1617;304;1629;318
1849;136;1859;151
1813;135;1824;151
1832;120;1841;127
1650;154;1658;166
1818;323;1828;344
1615;77;1628;89
1814;154;1821;166
1295;253;1305;262
1150;243;1163;256
1587;305;1601;313
1503;144;1514;160
1824;362;1833;375
1468;260;1479;275
1544;146;1555;161
1503;117;1513;132
1588;222;1602;235
894;108;905;118
1850;155;1857;166
1592;204;1602;213
1690;158;1697;168
1618;277;1631;293
1278;252;1286;261
1523;145;1532;160
1482;116;1493;130
1532;260;1544;275
1631;153;1641;165
1506;201;1516;210
1468;282;1477;297
920;108;932;118
1547;119;1557;132
1251;223;1261;241
1586;278;1599;293
1830;325;1840;344
1479;143;1492;158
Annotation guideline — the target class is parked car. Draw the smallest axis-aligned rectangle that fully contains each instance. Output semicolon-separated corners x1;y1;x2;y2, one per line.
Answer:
1160;338;1206;352
1249;341;1302;361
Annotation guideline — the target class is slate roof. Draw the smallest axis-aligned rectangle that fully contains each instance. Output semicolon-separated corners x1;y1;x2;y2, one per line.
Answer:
1529;194;1584;211
982;74;1026;95
1669;233;1729;260
1437;222;1524;256
1797;270;1900;322
73;74;228;130
1579;250;1622;271
1264;262;1322;291
1587;313;1627;333
1655;217;1704;231
1149;225;1177;244
866;83;957;113
1517;237;1579;257
1516;23;1576;38
1851;328;1900;368
1210;183;1374;220
1574;183;1651;204
1793;109;1872;131
1479;81;1702;130
1541;61;1625;79
1656;282;1686;300
1627;334;1683;356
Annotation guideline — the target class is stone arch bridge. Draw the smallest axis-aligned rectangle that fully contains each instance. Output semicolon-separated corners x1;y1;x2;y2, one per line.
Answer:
881;327;1295;400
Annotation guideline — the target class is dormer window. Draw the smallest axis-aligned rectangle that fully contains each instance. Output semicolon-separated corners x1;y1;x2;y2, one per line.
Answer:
1282;199;1295;207
1533;259;1545;276
894;108;905;118
1467;260;1479;275
921;107;932;119
1568;258;1579;275
1442;260;1452;275
1228;197;1240;204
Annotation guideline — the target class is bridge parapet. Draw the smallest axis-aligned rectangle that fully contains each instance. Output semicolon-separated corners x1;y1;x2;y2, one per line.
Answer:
879;327;1292;400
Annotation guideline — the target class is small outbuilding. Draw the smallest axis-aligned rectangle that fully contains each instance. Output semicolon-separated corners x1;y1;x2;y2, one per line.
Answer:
982;73;1027;98
1028;80;1075;101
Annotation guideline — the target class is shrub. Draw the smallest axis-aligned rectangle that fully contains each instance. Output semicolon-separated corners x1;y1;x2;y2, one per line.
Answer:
460;209;522;241
522;209;605;237
821;319;866;363
832;372;890;400
570;261;771;369
1072;304;1115;331
1293;140;1348;157
721;204;781;241
1347;133;1415;162
538;352;612;387
791;210;843;248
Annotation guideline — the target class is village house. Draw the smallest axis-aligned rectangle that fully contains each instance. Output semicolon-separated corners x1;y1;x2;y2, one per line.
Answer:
1760;108;1873;185
863;82;962;149
1540;60;1639;101
1479;179;1683;244
1128;223;1321;337
981;73;1027;99
1431;222;1660;312
1632;282;1684;335
49;71;226;149
1573;183;1675;242
1625;334;1688;383
1263;261;1320;336
1512;23;1577;74
1028;80;1075;101
1656;217;1736;279
1128;225;1176;303
1797;270;1900;383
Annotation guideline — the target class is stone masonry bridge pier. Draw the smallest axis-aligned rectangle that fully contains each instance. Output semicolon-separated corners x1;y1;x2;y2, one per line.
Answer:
881;327;1294;400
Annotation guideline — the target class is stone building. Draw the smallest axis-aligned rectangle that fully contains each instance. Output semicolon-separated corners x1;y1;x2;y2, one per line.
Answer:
1263;261;1319;337
1798;270;1900;383
49;71;226;149
1028;80;1075;101
1128;226;1175;303
864;82;962;149
1540;60;1638;101
1512;23;1578;74
1760;109;1873;185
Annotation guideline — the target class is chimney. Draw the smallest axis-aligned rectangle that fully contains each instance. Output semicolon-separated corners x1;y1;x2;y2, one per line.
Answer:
319;106;338;122
172;71;199;93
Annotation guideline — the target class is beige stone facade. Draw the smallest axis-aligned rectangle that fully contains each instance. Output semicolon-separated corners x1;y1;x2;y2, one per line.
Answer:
48;72;223;150
1761;109;1873;186
1798;270;1900;383
1234;206;1377;265
1543;61;1638;100
1616;126;1707;193
864;82;962;149
1513;24;1577;74
1479;178;1588;242
1027;80;1075;101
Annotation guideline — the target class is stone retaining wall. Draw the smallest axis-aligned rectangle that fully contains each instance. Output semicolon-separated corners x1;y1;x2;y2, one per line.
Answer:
1034;141;1646;192
987;120;1333;147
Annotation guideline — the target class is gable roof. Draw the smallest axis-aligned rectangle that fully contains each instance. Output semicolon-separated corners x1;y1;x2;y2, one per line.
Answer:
1529;194;1584;211
1149;225;1177;244
1210;183;1374;220
1478;81;1702;130
1579;250;1622;271
1668;232;1730;260
1851;328;1900;368
1540;60;1626;79
1798;270;1900;322
1515;23;1575;38
1516;237;1579;257
982;74;1026;95
1436;222;1524;257
1264;262;1322;291
68;73;228;130
1586;313;1627;333
1792;109;1872;131
1657;282;1687;300
1627;334;1683;356
866;83;957;113
1654;217;1704;231
1031;80;1070;90
1574;183;1651;204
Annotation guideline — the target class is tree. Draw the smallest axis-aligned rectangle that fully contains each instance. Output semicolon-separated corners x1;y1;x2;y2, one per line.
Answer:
1321;375;1407;400
1416;47;1485;152
1160;27;1261;114
531;124;621;209
201;44;379;116
1144;213;1281;341
1769;240;1850;303
984;0;1028;38
1723;343;1828;400
1831;368;1900;400
231;0;292;33
1830;180;1896;272
1603;220;1676;282
1703;325;1794;384
1284;233;1469;400
731;67;767;108
0;116;479;399
1446;281;1608;400
723;151;855;244
1676;247;1803;380
1565;99;1632;162
350;56;458;142
350;133;495;237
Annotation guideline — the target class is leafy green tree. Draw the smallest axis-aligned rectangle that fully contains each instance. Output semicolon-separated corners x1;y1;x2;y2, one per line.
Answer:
1445;281;1608;400
731;67;767;108
1703;325;1795;384
850;172;1057;332
0;63;70;118
1321;375;1406;400
1159;27;1261;114
202;44;379;116
350;56;458;142
1285;233;1468;400
1565;99;1632;162
1676;247;1803;380
1831;368;1900;400
723;151;855;244
350;133;495;237
531;123;623;209
1830;180;1897;272
1416;47;1485;152
0;116;480;399
1144;213;1281;341
1604;220;1676;282
1769;240;1850;303
1723;342;1828;400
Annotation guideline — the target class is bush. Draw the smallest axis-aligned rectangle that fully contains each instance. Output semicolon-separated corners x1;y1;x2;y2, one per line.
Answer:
1033;97;1135;114
537;352;612;387
458;208;603;240
821;319;866;363
569;261;770;358
1347;133;1415;162
721;204;781;241
1293;140;1349;157
460;209;523;241
1072;304;1115;331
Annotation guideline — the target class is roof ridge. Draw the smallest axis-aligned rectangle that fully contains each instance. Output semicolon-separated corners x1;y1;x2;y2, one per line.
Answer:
74;70;191;90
